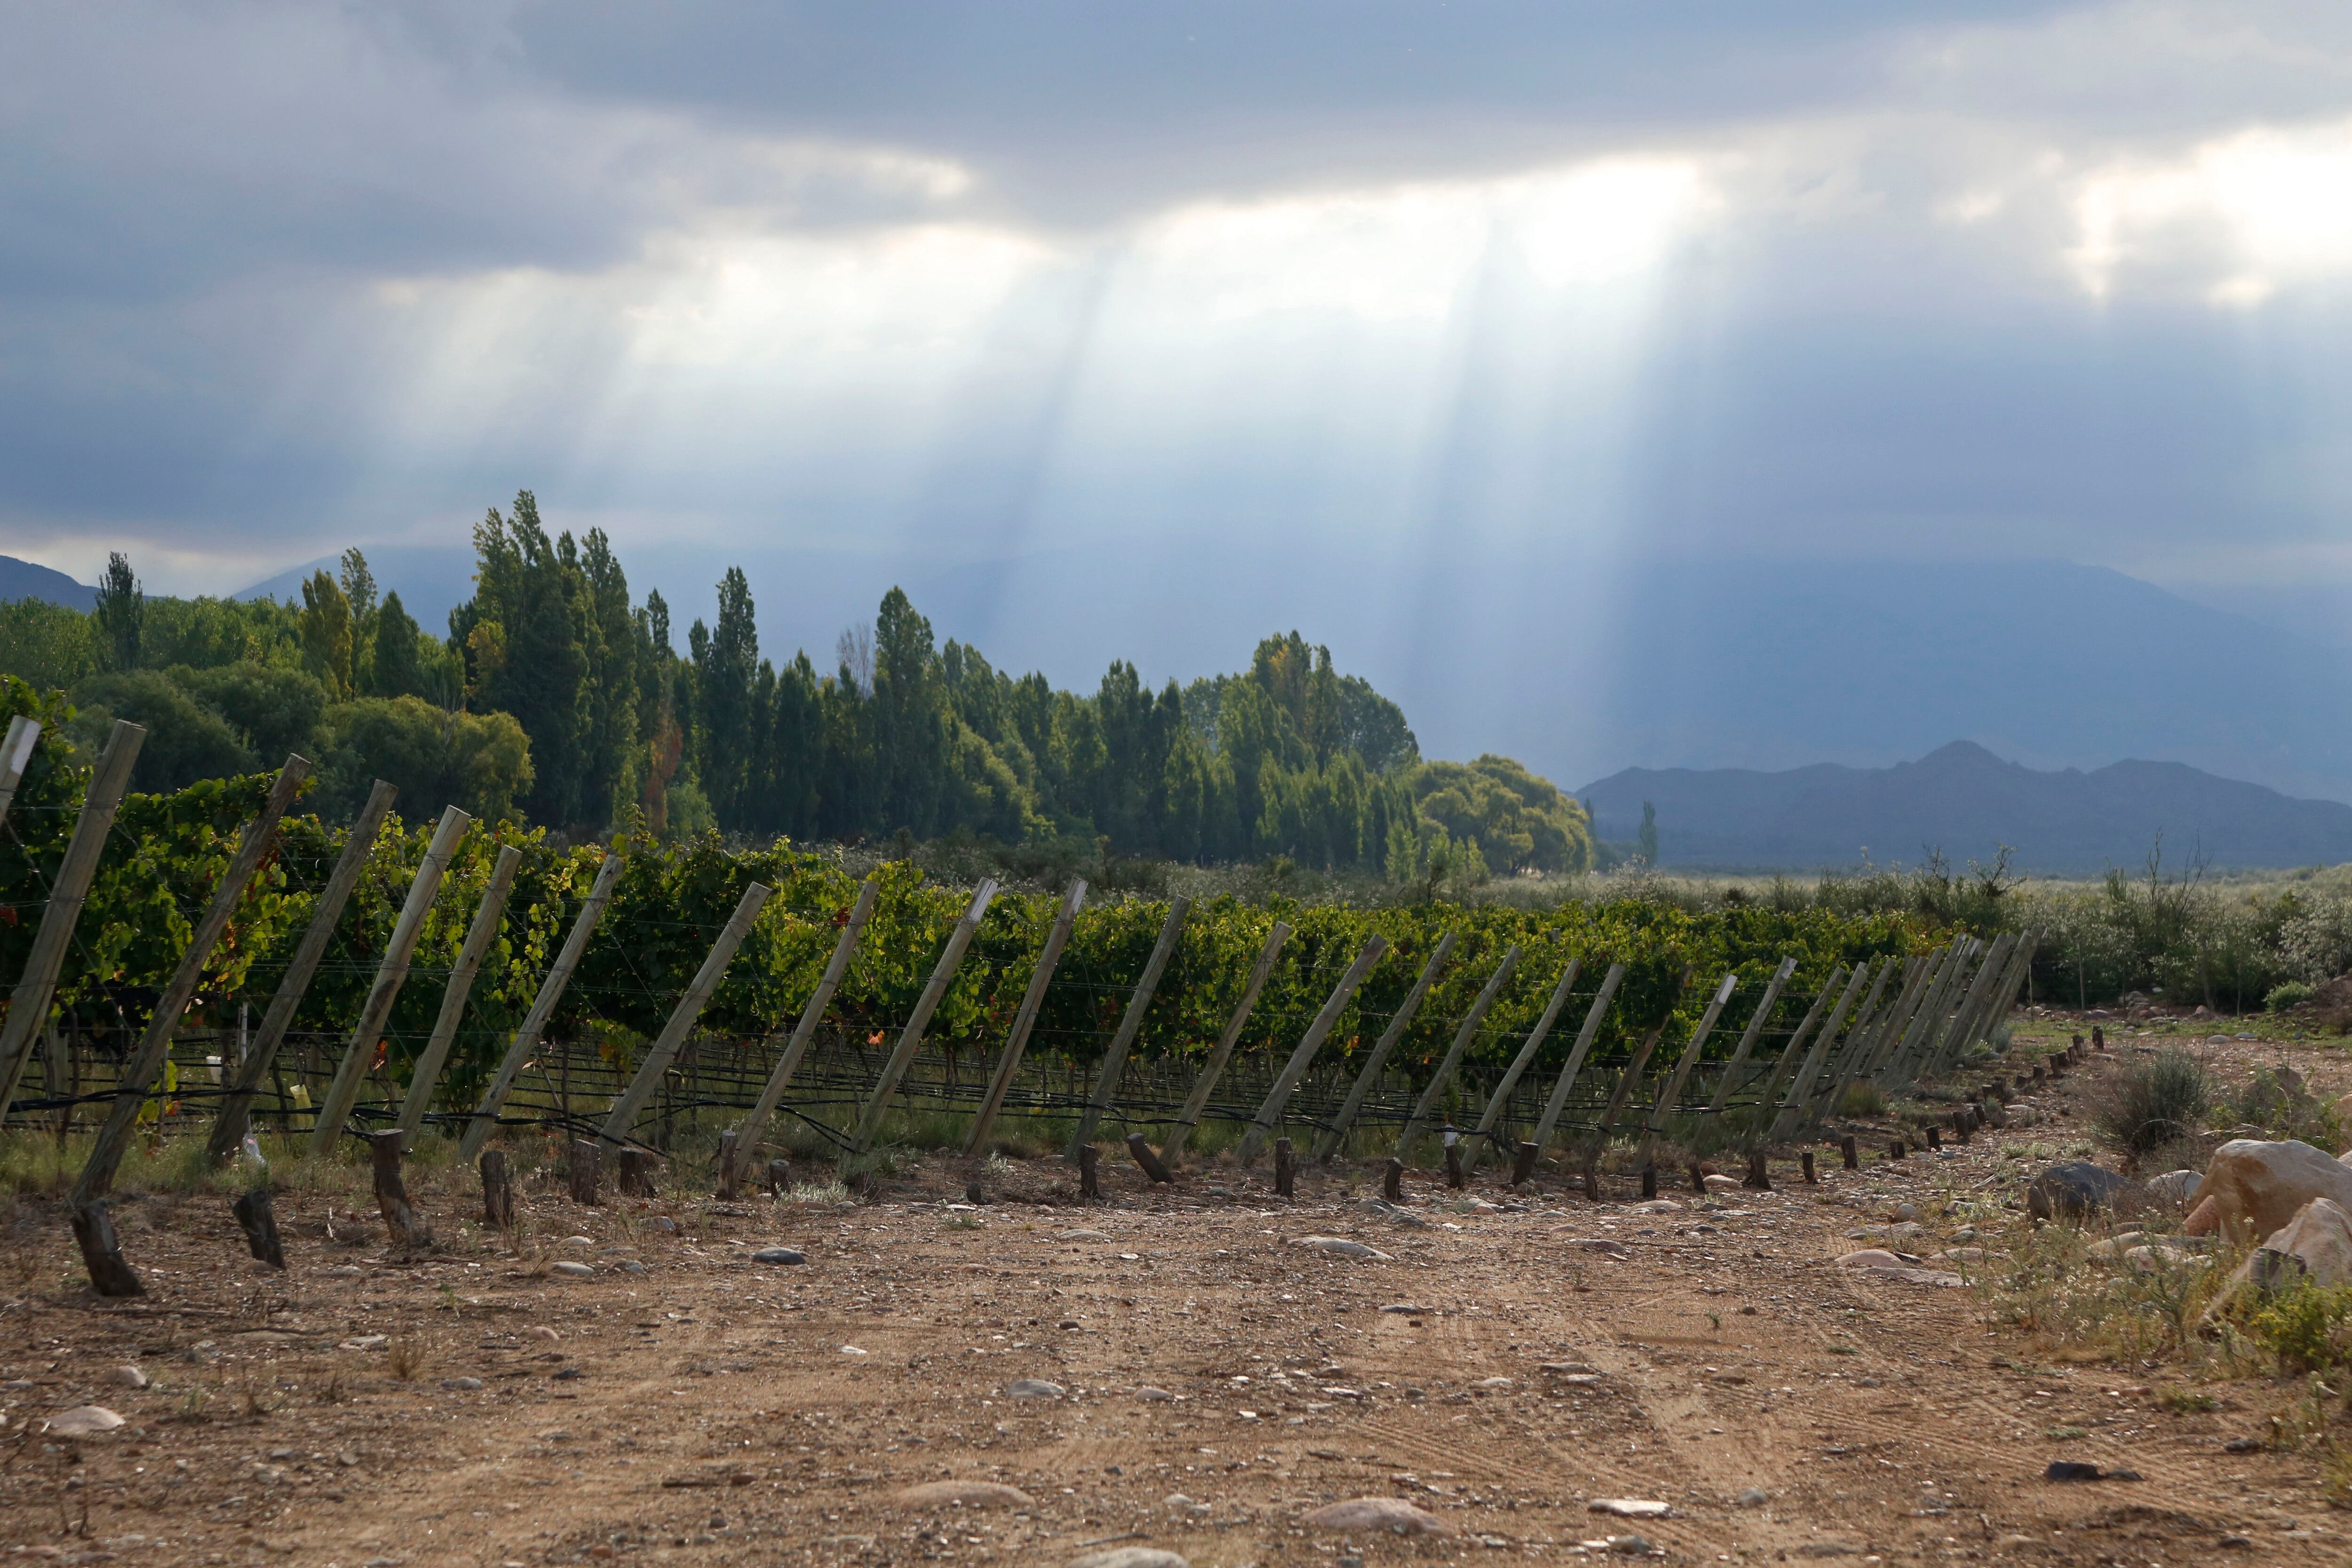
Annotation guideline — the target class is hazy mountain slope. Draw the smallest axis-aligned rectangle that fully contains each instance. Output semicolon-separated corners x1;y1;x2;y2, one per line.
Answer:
0;554;95;609
1581;741;2352;872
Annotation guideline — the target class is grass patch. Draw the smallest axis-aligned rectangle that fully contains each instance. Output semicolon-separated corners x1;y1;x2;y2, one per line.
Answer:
2086;1046;2210;1163
2157;1387;2218;1413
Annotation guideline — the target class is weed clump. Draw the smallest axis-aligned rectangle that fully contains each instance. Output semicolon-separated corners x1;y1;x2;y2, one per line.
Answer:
2244;1281;2352;1375
2088;1048;2210;1162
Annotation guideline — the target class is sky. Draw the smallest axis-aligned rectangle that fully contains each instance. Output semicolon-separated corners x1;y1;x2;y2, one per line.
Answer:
10;3;2352;788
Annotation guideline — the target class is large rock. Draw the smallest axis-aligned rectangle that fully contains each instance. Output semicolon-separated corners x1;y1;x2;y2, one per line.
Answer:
2026;1162;2153;1223
2146;1170;2203;1210
1302;1497;1455;1536
2190;1140;2352;1242
2231;1196;2352;1292
892;1480;1034;1509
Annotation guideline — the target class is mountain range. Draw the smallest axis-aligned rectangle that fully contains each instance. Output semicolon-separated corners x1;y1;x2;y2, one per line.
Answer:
1580;741;2352;873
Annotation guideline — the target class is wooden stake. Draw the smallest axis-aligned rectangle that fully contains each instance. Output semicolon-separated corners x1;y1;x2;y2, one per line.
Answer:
1744;1150;1772;1190
764;1158;790;1197
1925;1124;1941;1150
1590;968;1692;1146
1444;1138;1466;1189
1704;957;1798;1114
480;1150;515;1230
1160;919;1291;1162
310;805;473;1158
1839;1134;1859;1170
1382;1156;1403;1203
1639;970;1740;1160
603;881;773;1145
1801;1150;1816;1183
1067;897;1190;1159
1888;1138;1906;1161
70;1201;142;1297
1639;1165;1658;1199
233;1188;286;1268
0;715;42;830
617;1148;656;1197
1526;962;1629;1157
963;879;1087;1157
392;843;521;1144
369;1130;428;1248
209;780;397;1162
1078;1143;1100;1200
1273;1136;1295;1198
1510;1140;1539;1186
1314;932;1456;1162
1766;961;1873;1142
715;1132;739;1199
1468;955;1583;1169
1581;1164;1600;1201
1127;1132;1173;1185
0;721;144;1115
849;882;1000;1157
74;754;309;1205
569;1138;602;1205
727;878;879;1184
1687;1160;1706;1194
1746;965;1849;1129
1395;947;1523;1158
1239;935;1388;1163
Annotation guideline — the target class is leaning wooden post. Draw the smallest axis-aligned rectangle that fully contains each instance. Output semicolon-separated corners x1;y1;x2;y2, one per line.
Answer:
1818;954;1930;1117
1067;897;1191;1159
1159;919;1291;1162
1859;942;1957;1093
1394;947;1522;1159
727;878;880;1185
0;720;144;1115
1703;957;1796;1115
1888;939;1980;1091
1237;935;1387;1164
601;882;773;1145
1923;933;2012;1081
71;754;309;1207
0;715;41;831
1526;962;1628;1155
394;843;522;1145
1313;932;1456;1162
1746;965;1847;1123
1636;971;1739;1162
848;881;1000;1156
231;1188;286;1269
308;805;472;1158
208;780;398;1162
369;1130;429;1247
1767;961;1873;1141
1588;967;1692;1147
1467;955;1581;1169
1796;957;1898;1132
458;850;625;1162
962;879;1087;1156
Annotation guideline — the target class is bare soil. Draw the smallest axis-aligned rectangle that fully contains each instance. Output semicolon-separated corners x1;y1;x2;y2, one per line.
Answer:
3;1019;2349;1567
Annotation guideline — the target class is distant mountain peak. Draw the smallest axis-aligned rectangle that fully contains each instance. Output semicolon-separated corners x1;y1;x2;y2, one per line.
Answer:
0;554;95;611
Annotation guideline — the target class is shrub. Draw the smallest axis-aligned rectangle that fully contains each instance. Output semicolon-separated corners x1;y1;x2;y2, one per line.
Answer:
2245;1281;2352;1374
2266;980;2316;1013
2087;1047;2211;1161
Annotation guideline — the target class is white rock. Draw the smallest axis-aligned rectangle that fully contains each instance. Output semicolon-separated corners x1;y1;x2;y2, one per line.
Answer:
1289;1235;1390;1260
107;1365;147;1390
1702;1174;1741;1192
1136;1385;1175;1401
1626;1199;1683;1214
1057;1229;1111;1242
1065;1550;1189;1568
2193;1140;2352;1241
549;1261;594;1278
1301;1496;1454;1536
1007;1379;1065;1399
1590;1498;1671;1518
2232;1195;2352;1292
2147;1170;2202;1209
42;1406;124;1435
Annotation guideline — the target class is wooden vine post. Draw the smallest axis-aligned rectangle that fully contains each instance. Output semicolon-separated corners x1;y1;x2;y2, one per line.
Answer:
1796;957;1899;1132
962;879;1087;1156
458;850;625;1162
1237;935;1387;1164
1158;920;1291;1163
1746;965;1848;1128
0;720;144;1115
1314;932;1456;1162
1766;962;1873;1141
600;882;773;1145
1702;956;1797;1114
1525;962;1628;1155
395;843;522;1144
309;805;472;1158
0;715;41;830
1467;955;1581;1168
1067;897;1191;1159
72;755;309;1207
208;780;398;1162
1637;971;1740;1162
726;877;880;1186
848;882;1000;1157
1394;947;1523;1157
1588;967;1694;1148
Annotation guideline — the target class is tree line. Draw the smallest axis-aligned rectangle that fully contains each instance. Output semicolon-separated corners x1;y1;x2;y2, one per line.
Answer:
0;492;1594;876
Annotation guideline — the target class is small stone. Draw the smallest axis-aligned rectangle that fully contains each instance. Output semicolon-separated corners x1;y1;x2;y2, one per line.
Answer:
338;1335;389;1351
561;1235;595;1248
650;1217;677;1233
1733;1488;1768;1507
1378;1303;1431;1314
1589;1498;1671;1518
1625;1199;1682;1214
439;1377;485;1391
2045;1460;2103;1481
1057;1229;1111;1242
108;1365;148;1390
1065;1551;1190;1568
1606;1536;1654;1556
528;1326;560;1342
550;1261;595;1278
892;1479;1033;1509
41;1406;125;1436
1701;1173;1740;1192
1302;1497;1454;1536
1136;1386;1174;1401
839;1345;867;1356
750;1247;805;1265
616;1259;646;1275
1289;1236;1391;1260
1007;1379;1065;1399
1476;1376;1513;1388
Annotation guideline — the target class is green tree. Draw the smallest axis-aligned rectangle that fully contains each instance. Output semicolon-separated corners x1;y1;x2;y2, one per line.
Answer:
1638;800;1659;866
453;492;588;825
70;669;252;790
94;552;142;672
317;695;534;824
299;570;355;696
1412;755;1594;873
180;662;327;763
